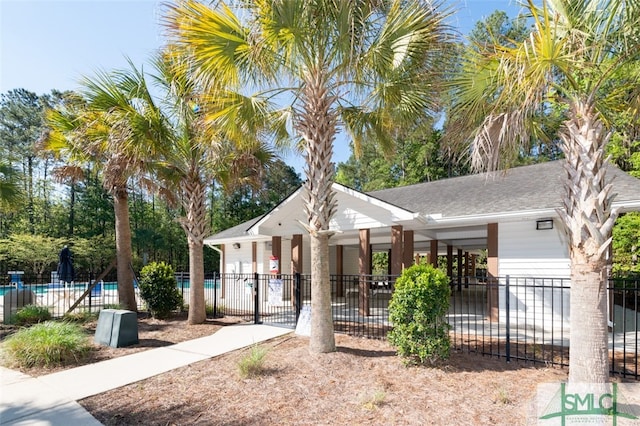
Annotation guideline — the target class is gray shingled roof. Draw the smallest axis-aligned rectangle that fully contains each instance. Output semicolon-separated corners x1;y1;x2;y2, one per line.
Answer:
207;161;640;241
368;160;640;218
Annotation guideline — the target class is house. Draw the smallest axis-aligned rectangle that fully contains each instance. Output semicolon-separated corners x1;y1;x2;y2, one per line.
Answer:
204;161;640;332
204;160;640;280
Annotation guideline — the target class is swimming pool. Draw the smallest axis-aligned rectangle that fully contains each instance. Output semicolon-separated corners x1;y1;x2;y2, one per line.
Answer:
0;279;220;296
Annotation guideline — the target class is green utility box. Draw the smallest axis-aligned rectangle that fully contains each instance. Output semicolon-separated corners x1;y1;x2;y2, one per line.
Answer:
3;289;36;323
95;309;139;347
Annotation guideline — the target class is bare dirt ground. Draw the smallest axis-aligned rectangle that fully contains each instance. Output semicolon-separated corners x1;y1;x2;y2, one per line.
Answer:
19;313;570;426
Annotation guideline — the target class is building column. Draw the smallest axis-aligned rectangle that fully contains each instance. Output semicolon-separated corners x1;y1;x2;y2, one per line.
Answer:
487;223;499;321
464;251;470;288
447;245;453;283
291;234;303;274
252;242;257;273
391;225;403;275
403;230;414;270
359;229;371;316
457;248;463;291
271;236;282;271
430;240;439;267
336;245;344;297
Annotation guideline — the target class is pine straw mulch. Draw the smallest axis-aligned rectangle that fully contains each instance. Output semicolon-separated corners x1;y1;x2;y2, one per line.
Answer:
4;313;639;424
74;316;571;426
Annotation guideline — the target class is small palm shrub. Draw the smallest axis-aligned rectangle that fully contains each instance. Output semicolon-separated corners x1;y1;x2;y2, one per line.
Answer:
388;264;451;365
9;304;51;325
237;344;268;378
138;262;183;319
1;321;91;368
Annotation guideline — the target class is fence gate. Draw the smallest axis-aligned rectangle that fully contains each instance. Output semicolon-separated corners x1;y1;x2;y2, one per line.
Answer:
256;273;302;329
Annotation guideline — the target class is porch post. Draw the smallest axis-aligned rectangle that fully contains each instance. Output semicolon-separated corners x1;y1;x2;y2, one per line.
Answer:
271;236;282;269
402;230;414;271
336;245;344;297
391;225;403;275
430;240;438;267
291;234;303;274
487;223;499;321
470;254;477;278
457;248;463;291
447;245;453;283
464;251;470;288
252;241;257;273
359;229;371;316
291;234;303;308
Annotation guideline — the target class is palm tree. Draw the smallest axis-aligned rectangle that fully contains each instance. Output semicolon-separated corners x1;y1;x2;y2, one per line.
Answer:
45;65;168;311
167;0;454;353
0;160;22;216
149;50;277;324
447;0;640;383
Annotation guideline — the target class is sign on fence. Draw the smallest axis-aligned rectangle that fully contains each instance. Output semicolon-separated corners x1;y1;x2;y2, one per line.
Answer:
268;279;284;306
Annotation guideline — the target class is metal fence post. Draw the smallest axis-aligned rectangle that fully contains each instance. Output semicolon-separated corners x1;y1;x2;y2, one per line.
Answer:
213;272;218;318
505;275;511;362
254;272;261;324
295;273;301;323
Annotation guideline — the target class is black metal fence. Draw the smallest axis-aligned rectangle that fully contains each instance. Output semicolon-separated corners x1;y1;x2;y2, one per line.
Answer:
1;270;638;379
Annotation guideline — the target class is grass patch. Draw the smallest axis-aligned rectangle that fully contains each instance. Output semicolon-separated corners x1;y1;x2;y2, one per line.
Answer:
9;304;51;325
237;344;268;379
1;321;91;368
359;389;387;410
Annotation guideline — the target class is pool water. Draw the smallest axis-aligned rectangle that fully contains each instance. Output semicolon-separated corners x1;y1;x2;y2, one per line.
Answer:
0;279;220;296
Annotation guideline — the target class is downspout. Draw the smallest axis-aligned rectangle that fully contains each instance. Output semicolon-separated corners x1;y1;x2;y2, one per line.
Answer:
208;245;223;274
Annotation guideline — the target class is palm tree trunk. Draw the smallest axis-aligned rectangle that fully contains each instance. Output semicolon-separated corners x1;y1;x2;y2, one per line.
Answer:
298;66;338;353
559;100;618;383
309;233;334;352
187;237;206;324
113;186;137;311
181;173;208;324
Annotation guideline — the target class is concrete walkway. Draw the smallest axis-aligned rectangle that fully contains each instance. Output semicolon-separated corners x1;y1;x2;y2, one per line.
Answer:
0;324;292;425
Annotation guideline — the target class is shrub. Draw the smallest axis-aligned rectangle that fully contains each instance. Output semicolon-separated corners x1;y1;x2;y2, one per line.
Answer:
388;264;451;365
237;344;268;378
138;262;183;319
1;321;91;368
9;304;51;326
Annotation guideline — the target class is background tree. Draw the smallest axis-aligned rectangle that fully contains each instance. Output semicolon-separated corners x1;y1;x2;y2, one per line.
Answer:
168;0;455;353
44;65;168;311
447;0;640;383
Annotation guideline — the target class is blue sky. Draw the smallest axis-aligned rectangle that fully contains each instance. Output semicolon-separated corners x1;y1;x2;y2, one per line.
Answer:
0;0;524;172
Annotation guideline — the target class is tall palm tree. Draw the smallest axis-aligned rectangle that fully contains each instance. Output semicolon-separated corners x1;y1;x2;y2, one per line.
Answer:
447;0;640;383
167;0;454;353
45;65;168;311
149;50;277;324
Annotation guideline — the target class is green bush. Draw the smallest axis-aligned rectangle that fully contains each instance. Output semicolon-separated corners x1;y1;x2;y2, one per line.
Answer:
388;264;451;365
9;304;51;325
1;321;91;368
138;262;183;319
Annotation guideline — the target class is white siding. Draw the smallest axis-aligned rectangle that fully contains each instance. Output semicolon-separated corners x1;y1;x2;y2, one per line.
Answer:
497;221;571;333
223;244;253;274
498;221;570;278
